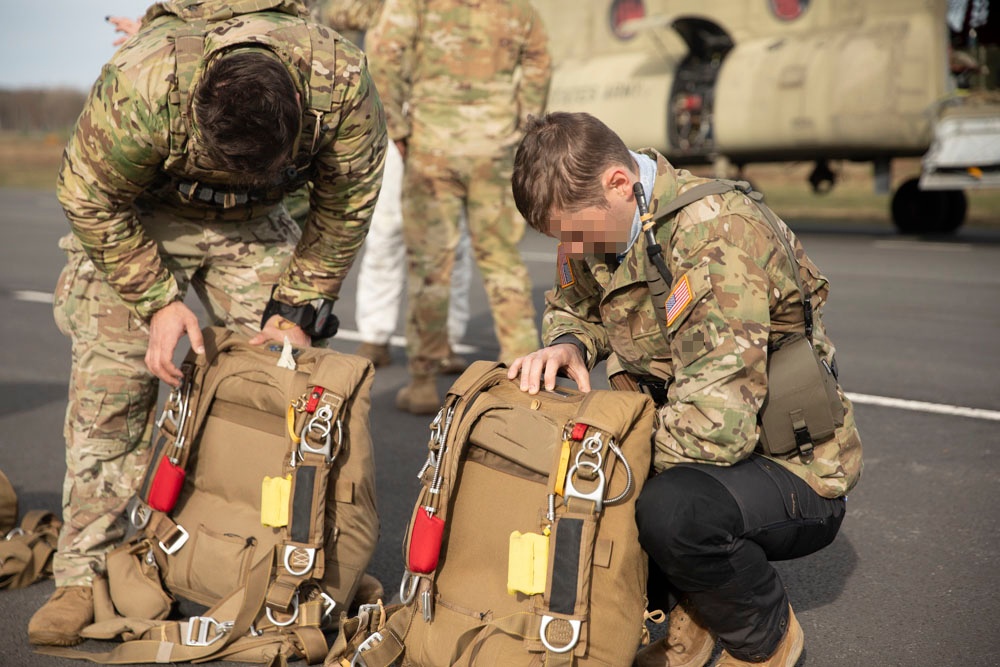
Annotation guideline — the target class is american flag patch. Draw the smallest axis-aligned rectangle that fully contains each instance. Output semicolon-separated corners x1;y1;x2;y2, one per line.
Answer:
557;244;575;287
665;274;693;326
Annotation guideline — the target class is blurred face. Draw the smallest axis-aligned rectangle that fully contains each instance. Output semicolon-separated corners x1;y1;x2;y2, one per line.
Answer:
545;165;637;258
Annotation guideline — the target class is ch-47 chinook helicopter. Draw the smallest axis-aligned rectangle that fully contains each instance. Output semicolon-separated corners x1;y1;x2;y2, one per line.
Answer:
532;0;1000;234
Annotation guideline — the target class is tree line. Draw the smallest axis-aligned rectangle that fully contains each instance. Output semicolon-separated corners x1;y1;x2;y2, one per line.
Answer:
0;89;87;133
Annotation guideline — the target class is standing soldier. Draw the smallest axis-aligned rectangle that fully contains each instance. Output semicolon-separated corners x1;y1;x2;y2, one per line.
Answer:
367;0;552;414
309;0;475;373
29;0;385;646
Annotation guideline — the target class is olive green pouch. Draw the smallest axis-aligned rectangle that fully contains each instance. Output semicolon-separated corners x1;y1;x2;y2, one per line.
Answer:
758;333;844;461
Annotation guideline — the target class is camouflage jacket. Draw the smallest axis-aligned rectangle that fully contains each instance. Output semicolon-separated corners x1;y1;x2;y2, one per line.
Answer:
543;150;862;498
57;0;386;321
366;0;551;155
309;0;384;33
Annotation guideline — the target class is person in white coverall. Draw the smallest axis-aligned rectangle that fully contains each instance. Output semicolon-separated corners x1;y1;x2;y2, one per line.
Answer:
354;140;473;372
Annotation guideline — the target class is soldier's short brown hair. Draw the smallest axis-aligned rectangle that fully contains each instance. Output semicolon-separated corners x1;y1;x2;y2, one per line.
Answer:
194;50;300;188
512;112;634;233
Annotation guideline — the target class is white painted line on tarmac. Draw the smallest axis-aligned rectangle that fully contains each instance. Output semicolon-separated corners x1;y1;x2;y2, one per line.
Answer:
334;329;478;355
846;392;1000;421
10;289;998;421
872;240;973;252
12;289;54;304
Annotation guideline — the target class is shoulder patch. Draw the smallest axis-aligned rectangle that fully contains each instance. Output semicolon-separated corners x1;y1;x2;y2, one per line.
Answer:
665;273;693;326
557;243;575;288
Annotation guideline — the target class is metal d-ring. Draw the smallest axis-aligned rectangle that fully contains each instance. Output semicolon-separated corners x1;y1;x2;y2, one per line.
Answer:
539;615;581;654
265;593;300;627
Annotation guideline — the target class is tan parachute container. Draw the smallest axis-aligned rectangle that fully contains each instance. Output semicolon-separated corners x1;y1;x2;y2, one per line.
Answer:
327;361;656;667
41;328;378;664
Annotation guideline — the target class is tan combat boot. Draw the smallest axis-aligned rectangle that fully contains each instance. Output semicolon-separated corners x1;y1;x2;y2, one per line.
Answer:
715;605;803;667
634;601;715;667
355;342;392;368
396;375;441;415
352;573;385;609
438;348;469;375
27;585;94;646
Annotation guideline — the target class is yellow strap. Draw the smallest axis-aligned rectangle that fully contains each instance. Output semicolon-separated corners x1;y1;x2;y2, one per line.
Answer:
552;440;571;497
286;404;301;444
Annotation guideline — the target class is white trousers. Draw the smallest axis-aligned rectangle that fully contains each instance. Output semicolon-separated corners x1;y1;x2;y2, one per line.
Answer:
355;141;472;345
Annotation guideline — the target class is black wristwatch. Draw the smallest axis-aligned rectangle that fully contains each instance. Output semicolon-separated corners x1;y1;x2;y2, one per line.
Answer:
261;288;340;339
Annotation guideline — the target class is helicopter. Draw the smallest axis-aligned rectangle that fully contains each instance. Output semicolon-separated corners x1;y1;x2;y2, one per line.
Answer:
532;0;1000;234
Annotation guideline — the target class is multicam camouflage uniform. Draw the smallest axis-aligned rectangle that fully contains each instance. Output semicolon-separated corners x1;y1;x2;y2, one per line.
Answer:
544;150;862;498
52;0;386;587
367;0;551;371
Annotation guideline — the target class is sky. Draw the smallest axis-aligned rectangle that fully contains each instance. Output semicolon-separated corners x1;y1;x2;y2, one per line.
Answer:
1;0;155;91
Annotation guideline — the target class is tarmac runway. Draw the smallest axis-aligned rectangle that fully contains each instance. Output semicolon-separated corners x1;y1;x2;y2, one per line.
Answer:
0;188;998;666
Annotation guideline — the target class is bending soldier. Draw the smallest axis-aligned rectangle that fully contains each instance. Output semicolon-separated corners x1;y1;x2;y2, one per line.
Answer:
508;112;862;667
29;0;385;647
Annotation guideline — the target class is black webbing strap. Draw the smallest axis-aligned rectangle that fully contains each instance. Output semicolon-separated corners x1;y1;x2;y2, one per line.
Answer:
289;465;316;544
548;518;583;616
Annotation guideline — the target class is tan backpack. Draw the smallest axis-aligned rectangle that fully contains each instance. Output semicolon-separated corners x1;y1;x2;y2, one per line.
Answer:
327;361;656;667
0;469;62;590
42;327;379;664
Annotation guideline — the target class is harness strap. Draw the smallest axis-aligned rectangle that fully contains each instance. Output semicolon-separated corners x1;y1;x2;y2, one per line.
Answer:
645;179;814;340
168;24;206;158
38;551;274;663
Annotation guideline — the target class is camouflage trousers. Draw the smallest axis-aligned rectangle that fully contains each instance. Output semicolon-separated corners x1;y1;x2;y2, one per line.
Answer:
402;148;539;374
51;207;300;586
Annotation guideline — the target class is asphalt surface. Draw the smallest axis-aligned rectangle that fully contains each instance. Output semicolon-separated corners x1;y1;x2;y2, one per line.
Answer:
0;187;998;666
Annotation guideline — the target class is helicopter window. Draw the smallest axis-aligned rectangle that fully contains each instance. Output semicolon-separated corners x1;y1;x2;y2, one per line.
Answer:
609;0;645;40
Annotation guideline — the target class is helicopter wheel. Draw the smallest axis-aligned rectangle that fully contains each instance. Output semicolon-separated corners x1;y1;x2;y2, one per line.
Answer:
891;178;966;234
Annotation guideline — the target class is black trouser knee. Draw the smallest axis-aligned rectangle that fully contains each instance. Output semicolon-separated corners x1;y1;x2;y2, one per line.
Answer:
635;456;845;661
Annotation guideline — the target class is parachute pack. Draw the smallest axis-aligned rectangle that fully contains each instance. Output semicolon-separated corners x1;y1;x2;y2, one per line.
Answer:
328;361;657;667
42;328;379;664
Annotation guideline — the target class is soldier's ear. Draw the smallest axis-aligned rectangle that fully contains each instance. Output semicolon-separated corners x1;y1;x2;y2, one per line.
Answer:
602;166;633;199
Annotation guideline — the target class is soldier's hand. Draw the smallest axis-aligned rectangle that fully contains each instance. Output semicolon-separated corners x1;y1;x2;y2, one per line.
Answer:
147;301;205;387
106;15;141;47
249;315;311;348
508;343;591;395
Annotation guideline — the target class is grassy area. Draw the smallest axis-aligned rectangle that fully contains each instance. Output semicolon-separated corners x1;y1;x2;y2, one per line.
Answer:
692;159;1000;227
2;133;998;227
0;132;66;189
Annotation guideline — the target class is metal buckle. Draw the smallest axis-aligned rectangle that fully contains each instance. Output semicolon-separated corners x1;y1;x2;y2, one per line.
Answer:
421;588;433;623
159;525;189;555
184;616;232;647
5;527;24;540
563;461;606;511
320;592;337;623
299;406;338;462
350;631;384;667
539;615;581;654
265;592;300;627
398;571;420;605
127;496;151;529
282;544;316;576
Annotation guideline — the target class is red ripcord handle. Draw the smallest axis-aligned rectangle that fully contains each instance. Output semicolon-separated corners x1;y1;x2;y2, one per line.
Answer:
408;508;445;574
147;457;186;512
